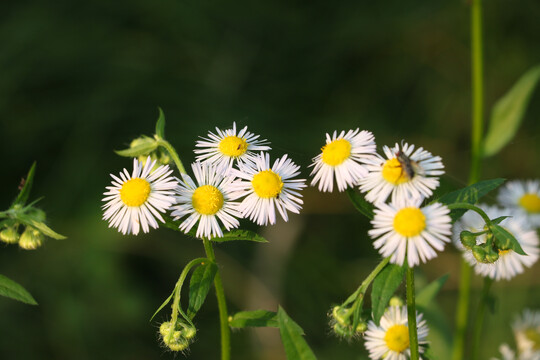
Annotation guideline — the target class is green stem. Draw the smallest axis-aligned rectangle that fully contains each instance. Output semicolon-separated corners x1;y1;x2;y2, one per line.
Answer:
451;260;472;360
406;265;419;360
202;238;230;360
447;203;491;225
343;257;390;307
158;139;187;175
471;277;493;360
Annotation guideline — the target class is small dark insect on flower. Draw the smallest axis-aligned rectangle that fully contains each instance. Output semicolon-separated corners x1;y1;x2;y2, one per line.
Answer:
18;177;26;191
395;151;418;180
237;144;242;150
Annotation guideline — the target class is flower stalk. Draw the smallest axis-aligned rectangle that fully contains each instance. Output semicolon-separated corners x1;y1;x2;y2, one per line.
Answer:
406;265;419;360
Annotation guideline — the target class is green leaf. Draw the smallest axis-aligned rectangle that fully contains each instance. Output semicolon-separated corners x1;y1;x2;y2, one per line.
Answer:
30;221;66;240
483;65;540;157
416;274;449;309
213;230;268;243
0;274;37;305
491;224;526;255
150;287;176;321
187;262;217;319
436;178;505;221
277;307;317;360
346;188;374;220
490;216;510;225
155;107;166;138
371;263;405;326
229;310;279;328
13;162;36;206
115;138;158;157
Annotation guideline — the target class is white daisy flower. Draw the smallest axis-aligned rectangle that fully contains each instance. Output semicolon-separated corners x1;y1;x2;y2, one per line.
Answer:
498;180;540;228
102;157;178;235
359;142;444;204
452;205;540;281
309;129;376;192
491;344;540;360
194;122;270;174
513;309;540;358
171;162;242;239
369;197;452;267
364;305;429;360
231;152;306;225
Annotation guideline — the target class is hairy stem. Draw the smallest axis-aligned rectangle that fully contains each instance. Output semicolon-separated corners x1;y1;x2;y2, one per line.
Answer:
406;265;419;360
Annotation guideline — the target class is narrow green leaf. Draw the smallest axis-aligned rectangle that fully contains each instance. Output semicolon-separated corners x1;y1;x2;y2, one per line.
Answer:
0;274;37;305
436;178;505;221
155;107;166;138
346;188;374;220
416;274;449;309
229;310;279;328
277;307;317;360
29;221;66;240
150;287;176;321
491;224;526;255
213;230;268;243
484;65;540;157
371;263;405;325
187;262;217;319
490;216;510;225
115;139;158;157
13;162;36;206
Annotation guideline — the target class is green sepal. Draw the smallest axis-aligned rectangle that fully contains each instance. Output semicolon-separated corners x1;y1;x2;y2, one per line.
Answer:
187;262;217;319
371;263;405;326
212;230;268;243
229;310;279;328
483;65;540;157
346;188;374;220
416;274;449;309
13;162;36;207
155;107;166;139
115;136;158;157
277;306;317;360
0;274;37;305
491;224;526;255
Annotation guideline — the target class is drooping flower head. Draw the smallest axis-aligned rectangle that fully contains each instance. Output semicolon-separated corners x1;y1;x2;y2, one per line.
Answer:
453;205;539;281
369;197;452;267
232;152;306;225
310;129;376;192
364;306;429;360
102;157;178;235
194;122;270;174
359;142;444;204
171;162;242;239
498;180;540;228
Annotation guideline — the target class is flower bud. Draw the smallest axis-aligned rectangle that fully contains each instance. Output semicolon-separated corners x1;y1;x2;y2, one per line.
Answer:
460;230;477;249
484;247;499;264
472;245;487;263
355;322;368;333
389;296;404;307
19;227;43;250
159;320;196;352
0;227;20;244
332;322;354;338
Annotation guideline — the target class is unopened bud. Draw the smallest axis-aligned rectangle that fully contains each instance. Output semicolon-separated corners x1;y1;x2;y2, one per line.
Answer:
332;306;350;327
484;247;499;264
355;322;368;333
389;296;404;307
0;227;20;244
472;245;487;263
19;227;43;250
332;322;354;338
460;230;477;249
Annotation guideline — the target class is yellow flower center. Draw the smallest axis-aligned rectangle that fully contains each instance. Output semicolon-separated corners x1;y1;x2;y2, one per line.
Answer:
218;136;248;157
192;185;224;215
252;170;283;198
519;193;540;213
384;324;410;353
382;158;409;185
120;178;151;207
321;139;352;166
393;207;426;237
525;328;540;350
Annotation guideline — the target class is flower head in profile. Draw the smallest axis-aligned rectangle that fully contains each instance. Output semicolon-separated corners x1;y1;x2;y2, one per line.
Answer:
513;309;540;358
359;142;444;204
364;306;429;360
102;157;178;235
171;162;242;239
310;129;376;192
453;205;539;281
194;122;270;174
498;180;540;228
369;197;452;267
232;152;306;225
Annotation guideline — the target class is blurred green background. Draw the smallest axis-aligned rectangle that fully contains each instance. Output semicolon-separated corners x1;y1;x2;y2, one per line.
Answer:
1;0;540;359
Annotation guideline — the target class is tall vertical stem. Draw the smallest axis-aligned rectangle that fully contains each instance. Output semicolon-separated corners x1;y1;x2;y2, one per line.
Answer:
471;277;493;360
203;238;231;360
452;0;484;359
406;265;419;360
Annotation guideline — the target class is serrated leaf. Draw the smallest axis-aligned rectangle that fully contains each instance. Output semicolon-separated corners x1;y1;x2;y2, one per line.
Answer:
213;230;268;243
436;178;505;221
484;65;540;157
277;307;317;360
371;263;405;325
346;188;374;220
155;107;166;138
0;274;37;305
491;224;526;255
187;262;217;319
229;310;279;328
416;274;449;309
115;140;158;157
13;162;36;206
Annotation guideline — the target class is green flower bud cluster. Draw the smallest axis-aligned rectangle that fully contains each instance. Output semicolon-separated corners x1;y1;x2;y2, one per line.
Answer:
129;137;172;169
159;319;197;352
460;227;512;264
330;305;367;339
